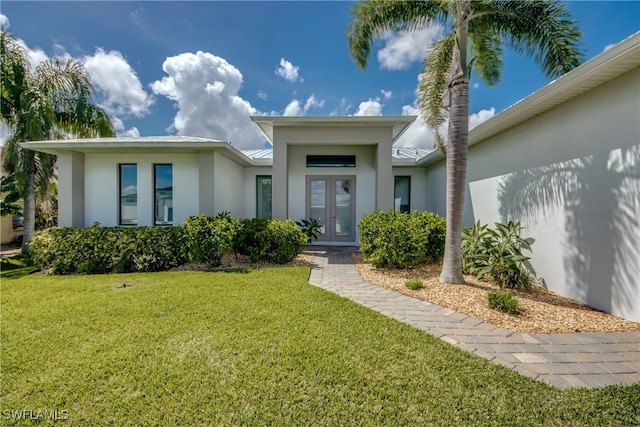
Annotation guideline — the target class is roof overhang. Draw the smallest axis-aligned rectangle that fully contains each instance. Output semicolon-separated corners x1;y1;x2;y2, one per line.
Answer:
417;31;640;167
20;136;255;166
250;115;416;144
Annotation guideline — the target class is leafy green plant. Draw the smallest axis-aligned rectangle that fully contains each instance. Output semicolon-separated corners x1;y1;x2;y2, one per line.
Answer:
405;279;424;290
462;220;534;290
181;214;239;266
0;173;22;217
296;218;323;243
487;290;521;314
359;210;446;268
29;225;183;274
264;219;308;264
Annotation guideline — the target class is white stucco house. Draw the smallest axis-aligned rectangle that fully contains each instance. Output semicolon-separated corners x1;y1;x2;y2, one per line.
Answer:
23;32;639;322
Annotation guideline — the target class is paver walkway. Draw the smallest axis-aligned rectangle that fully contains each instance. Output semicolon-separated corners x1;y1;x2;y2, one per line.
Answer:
307;249;640;389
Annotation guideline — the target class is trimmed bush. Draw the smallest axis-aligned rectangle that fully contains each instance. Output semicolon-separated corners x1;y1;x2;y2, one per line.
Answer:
30;225;183;274
487;290;520;314
234;218;307;264
359;210;446;268
181;214;240;266
234;218;271;262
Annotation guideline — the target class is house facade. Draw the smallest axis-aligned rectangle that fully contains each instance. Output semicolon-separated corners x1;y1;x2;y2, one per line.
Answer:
23;32;639;322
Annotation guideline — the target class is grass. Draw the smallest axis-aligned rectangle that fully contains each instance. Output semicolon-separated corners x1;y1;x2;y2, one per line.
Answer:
0;255;38;278
2;268;639;426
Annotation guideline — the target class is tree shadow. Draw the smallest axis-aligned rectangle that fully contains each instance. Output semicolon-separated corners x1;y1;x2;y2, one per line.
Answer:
498;144;639;318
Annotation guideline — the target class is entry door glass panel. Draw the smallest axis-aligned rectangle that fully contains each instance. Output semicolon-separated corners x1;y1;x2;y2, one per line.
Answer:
334;179;352;237
309;179;327;236
307;176;355;242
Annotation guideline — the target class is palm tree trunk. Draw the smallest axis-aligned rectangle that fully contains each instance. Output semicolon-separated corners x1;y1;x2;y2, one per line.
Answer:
21;150;36;254
439;81;469;284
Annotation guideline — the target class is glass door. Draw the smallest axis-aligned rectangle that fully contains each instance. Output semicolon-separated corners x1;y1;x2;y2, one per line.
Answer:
306;176;355;242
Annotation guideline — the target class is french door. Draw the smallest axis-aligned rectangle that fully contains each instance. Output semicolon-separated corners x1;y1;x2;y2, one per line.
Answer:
306;176;356;242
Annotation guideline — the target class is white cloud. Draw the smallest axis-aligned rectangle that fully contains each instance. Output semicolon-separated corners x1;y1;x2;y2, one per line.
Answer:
380;89;392;100
283;94;324;116
82;48;153;118
353;98;383;116
150;50;265;149
275;58;303;82
0;13;10;30
111;117;141;138
395;102;496;148
378;25;443;70
469;107;495;129
257;90;268;100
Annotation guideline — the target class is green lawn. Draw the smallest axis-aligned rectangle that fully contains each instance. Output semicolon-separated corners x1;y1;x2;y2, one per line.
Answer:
1;267;638;426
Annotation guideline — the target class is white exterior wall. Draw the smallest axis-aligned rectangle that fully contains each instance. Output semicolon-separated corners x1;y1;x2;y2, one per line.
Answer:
212;151;245;217
423;68;640;322
84;153;199;227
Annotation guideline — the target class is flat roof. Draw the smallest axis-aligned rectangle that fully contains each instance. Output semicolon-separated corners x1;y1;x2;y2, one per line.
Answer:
250;115;416;143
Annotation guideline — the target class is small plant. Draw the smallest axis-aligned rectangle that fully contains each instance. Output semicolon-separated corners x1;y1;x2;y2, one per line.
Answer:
487;290;520;314
461;220;534;291
296;218;323;243
405;279;424;290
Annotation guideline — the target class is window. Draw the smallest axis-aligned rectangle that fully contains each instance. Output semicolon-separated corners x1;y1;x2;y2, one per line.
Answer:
306;155;356;167
154;164;173;225
394;176;410;213
256;175;272;219
119;164;137;225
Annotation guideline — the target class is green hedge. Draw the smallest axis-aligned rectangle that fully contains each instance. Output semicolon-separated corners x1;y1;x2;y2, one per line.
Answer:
359;210;446;268
30;225;184;274
30;215;308;274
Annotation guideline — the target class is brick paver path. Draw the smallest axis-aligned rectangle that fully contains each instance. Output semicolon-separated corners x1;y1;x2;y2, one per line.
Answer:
307;249;640;389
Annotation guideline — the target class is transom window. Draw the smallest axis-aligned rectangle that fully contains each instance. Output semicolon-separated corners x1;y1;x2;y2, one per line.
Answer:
306;155;356;168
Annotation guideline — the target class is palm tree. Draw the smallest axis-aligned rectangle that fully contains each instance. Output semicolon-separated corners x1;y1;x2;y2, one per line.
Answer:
1;32;115;253
347;0;582;283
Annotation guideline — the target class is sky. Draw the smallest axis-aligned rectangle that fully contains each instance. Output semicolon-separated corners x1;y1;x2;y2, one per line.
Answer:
1;1;639;150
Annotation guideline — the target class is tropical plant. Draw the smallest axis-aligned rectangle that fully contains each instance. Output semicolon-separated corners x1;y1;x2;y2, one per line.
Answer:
0;173;22;217
487;290;520;314
296;217;323;243
1;31;114;253
347;0;582;283
461;220;534;290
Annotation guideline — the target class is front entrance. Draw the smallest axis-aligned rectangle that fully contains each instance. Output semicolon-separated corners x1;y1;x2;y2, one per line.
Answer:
306;176;356;242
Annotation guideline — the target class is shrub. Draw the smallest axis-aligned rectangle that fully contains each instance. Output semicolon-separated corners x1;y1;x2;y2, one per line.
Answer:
29;225;183;274
359;210;446;268
405;279;424;290
487;290;520;314
234;218;307;264
461;220;534;291
181;214;239;266
296;218;323;243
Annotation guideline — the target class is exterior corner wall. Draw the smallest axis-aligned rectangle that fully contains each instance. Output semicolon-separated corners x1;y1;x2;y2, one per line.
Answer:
423;67;640;322
212;151;245;217
57;151;85;227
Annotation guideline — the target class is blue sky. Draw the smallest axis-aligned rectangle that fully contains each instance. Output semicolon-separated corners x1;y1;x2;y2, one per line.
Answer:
1;1;638;149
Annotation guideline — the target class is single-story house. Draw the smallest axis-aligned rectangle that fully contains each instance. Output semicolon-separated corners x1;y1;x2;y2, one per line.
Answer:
23;32;639;322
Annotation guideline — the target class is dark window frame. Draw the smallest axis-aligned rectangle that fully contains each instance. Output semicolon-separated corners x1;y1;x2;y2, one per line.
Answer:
153;163;173;226
306;155;356;168
119;163;137;226
394;175;411;213
256;175;272;219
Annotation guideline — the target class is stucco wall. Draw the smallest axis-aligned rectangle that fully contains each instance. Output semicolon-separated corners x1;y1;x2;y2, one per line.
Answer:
423;68;640;322
84;153;199;227
212;151;245;217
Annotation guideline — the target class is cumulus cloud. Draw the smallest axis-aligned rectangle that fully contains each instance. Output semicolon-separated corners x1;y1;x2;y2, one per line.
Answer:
257;90;268;100
353;98;383;116
151;50;265;148
82;48;153;118
395;102;496;148
380;89;393;100
111;117;141;138
378;25;443;70
275;58;303;82
283;94;324;116
0;13;10;30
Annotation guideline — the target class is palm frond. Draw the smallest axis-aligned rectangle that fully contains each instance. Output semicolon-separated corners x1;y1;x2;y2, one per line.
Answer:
419;35;454;150
347;0;447;70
